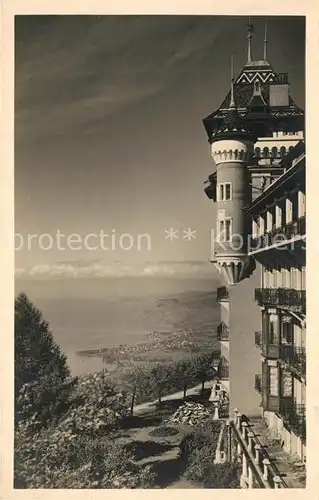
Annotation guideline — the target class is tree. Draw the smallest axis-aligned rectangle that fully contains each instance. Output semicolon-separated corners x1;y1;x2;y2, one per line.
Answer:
174;358;197;400
15;293;76;428
118;364;149;416
192;353;215;392
147;362;172;405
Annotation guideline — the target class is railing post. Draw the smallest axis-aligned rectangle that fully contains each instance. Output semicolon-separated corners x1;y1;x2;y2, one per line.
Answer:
226;420;232;462
242;421;248;441
263;458;270;482
248;464;254;488
247;432;254;452
254;444;261;465
274;476;282;489
240;452;248;488
233;408;239;425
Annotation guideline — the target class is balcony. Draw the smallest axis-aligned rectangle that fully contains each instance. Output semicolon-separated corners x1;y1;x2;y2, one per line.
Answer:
216;286;229;303
281;399;306;440
262;341;279;359
254;331;262;347
255;288;306;314
204;172;217;201
280;345;306;377
249;217;306;253
255;374;262;394
217;321;229;341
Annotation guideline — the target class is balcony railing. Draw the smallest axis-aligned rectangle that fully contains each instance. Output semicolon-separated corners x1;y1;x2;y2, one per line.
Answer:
254;331;262;347
255;288;306;313
216;286;229;303
250;216;306;252
281;399;306;440
280;345;306;376
262;341;279;359
218;357;230;380
217;321;230;341
255;374;262;394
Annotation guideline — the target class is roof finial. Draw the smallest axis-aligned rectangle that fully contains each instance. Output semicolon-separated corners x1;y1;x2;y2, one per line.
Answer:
230;52;235;108
247;17;254;63
263;20;268;60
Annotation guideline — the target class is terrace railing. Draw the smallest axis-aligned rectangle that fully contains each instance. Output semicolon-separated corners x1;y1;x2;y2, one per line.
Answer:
216;286;229;303
255;288;306;313
280;345;306;377
217;322;230;341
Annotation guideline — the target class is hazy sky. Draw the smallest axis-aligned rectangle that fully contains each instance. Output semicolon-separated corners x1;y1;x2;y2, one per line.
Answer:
15;15;305;278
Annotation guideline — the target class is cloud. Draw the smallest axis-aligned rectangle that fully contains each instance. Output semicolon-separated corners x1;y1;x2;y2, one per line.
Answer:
15;16;232;143
15;260;215;280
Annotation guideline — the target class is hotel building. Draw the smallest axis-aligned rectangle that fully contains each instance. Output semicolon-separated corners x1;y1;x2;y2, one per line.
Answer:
203;22;306;487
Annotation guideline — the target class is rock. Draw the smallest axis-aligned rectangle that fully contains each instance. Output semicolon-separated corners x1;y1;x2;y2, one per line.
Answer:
168;402;211;426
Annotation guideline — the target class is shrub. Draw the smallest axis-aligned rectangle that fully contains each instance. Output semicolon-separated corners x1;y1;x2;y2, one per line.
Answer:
179;421;240;488
14;425;156;488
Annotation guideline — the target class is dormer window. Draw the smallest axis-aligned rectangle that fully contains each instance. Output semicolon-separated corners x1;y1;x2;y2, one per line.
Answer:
217;182;232;202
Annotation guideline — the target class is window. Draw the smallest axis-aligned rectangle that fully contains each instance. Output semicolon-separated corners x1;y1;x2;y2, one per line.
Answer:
275;205;282;227
218;218;232;242
259;214;265;235
286;198;293;224
298;191;306;218
267;210;273;232
282;320;293;344
217;182;232;201
269;365;279;397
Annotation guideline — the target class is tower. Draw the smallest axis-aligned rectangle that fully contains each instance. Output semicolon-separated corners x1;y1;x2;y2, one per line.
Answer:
208;54;256;286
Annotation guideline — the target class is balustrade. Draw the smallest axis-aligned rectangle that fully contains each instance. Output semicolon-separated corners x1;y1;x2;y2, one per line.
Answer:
227;409;287;489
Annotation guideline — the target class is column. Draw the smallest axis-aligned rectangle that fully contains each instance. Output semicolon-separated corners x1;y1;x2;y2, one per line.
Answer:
254;444;261;466
247;432;254;452
274;476;282;489
263;458;270;482
242;421;248;442
226;420;232;462
248;465;254;488
240;452;248;488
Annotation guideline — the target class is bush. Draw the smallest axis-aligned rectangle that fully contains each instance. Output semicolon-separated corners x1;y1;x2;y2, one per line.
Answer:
179;421;240;488
14;425;156;488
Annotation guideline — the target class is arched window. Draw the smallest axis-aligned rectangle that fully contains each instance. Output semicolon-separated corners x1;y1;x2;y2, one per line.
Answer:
280;146;287;158
255;147;261;158
271;146;278;158
288;146;294;153
263;147;269;158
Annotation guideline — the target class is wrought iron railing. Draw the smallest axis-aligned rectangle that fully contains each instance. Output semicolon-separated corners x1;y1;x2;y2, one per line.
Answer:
216;286;229;302
280;400;306;440
255;374;262;394
280;345;306;376
255;288;306;313
218;357;230;380
217;321;229;341
254;331;262;347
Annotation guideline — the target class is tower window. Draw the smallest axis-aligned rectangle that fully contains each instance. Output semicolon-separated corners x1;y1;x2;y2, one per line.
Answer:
217;182;232;201
218;218;232;242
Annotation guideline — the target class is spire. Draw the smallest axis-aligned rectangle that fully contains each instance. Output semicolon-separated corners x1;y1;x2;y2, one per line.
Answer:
247;18;254;63
230;52;235;109
263;20;268;60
